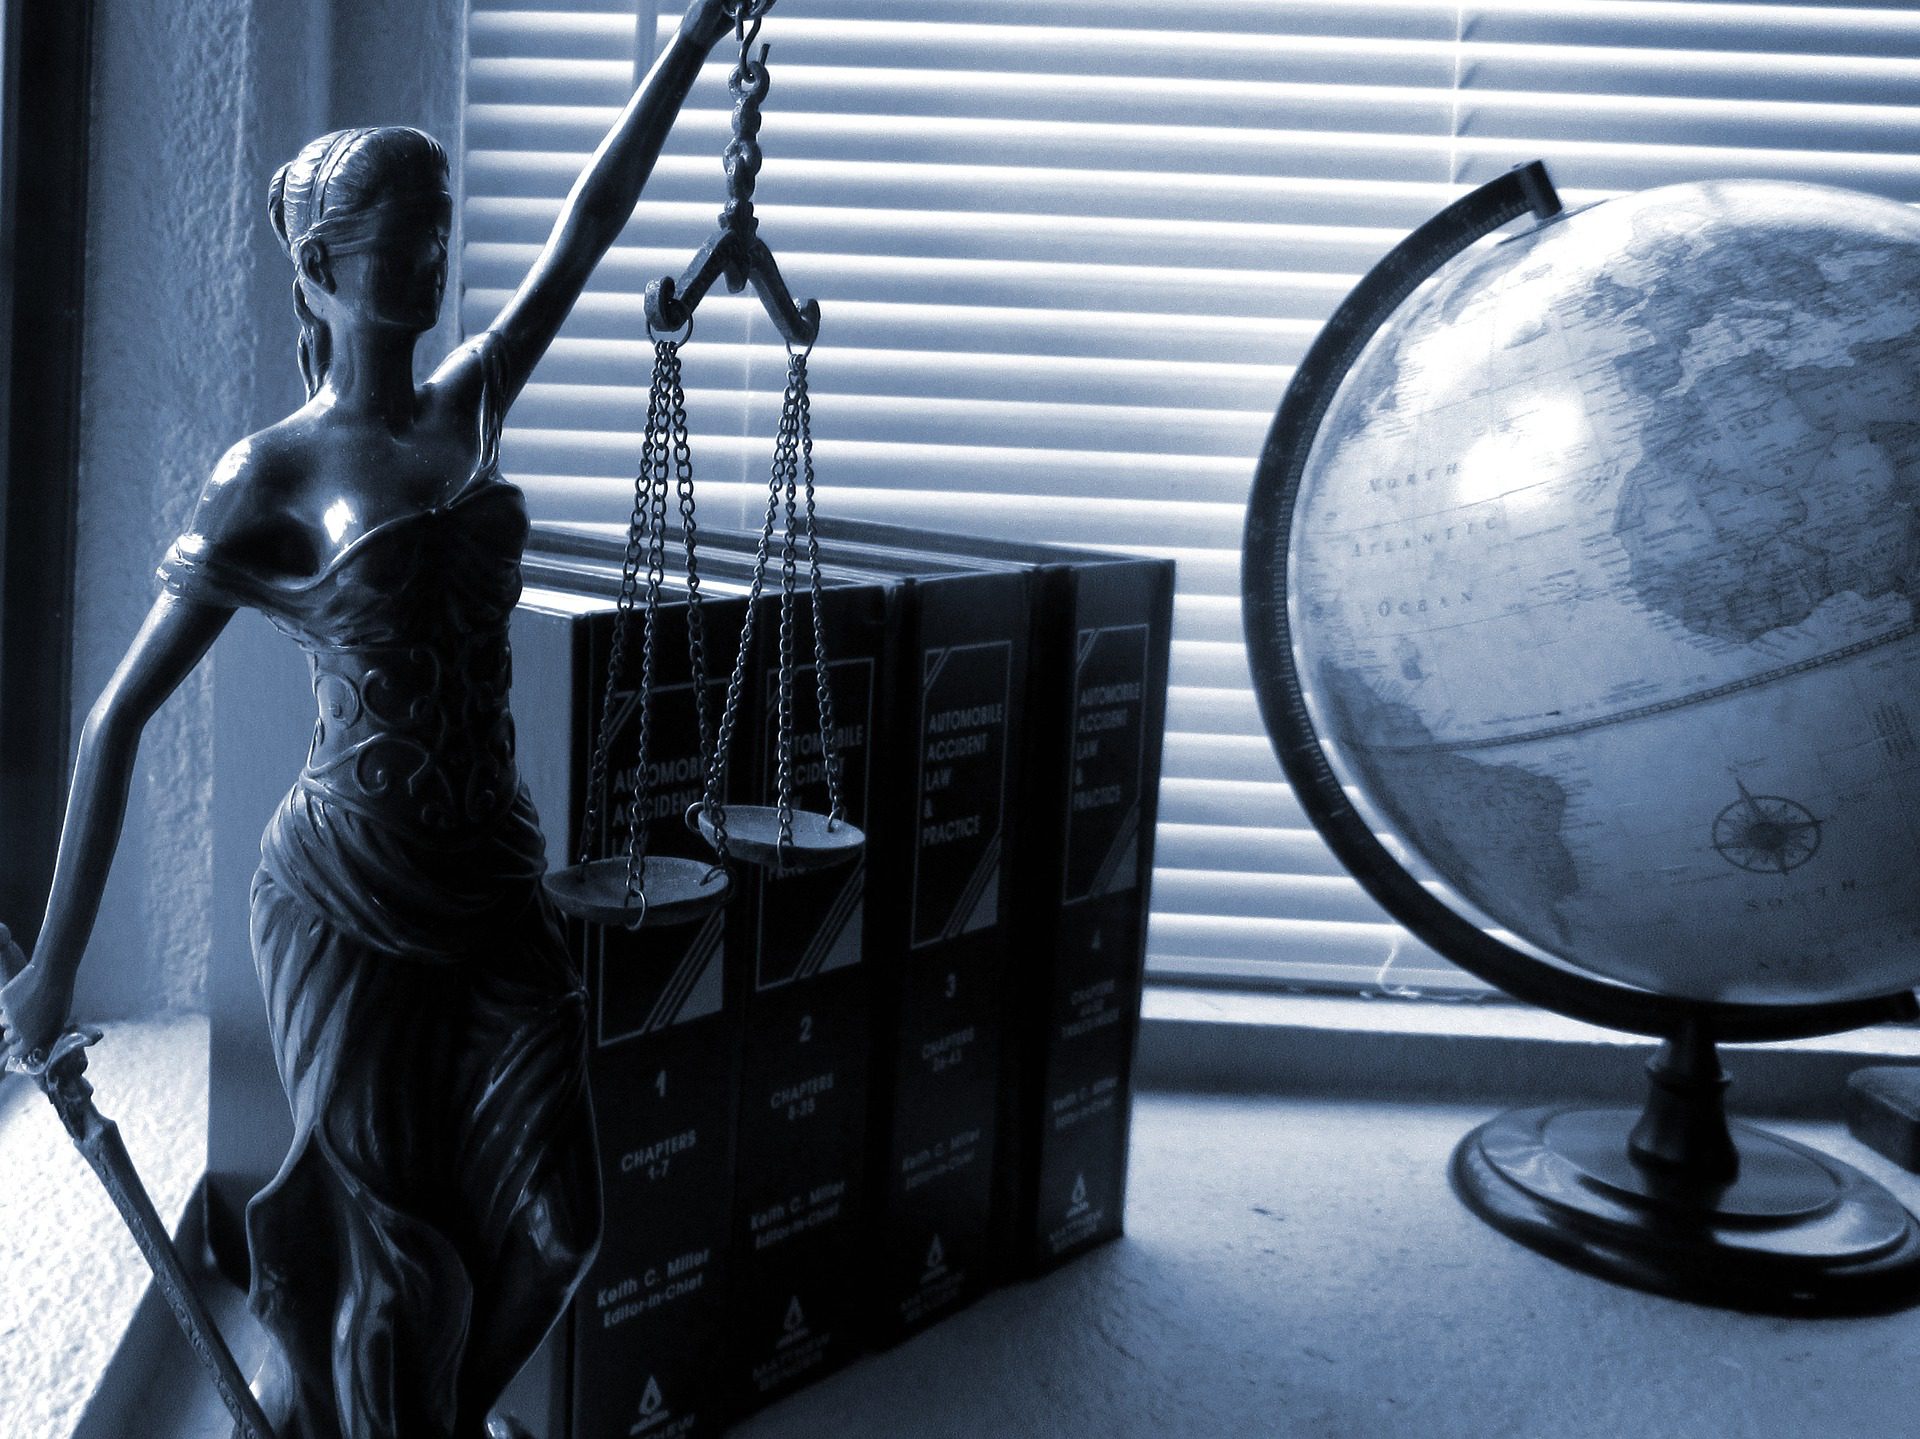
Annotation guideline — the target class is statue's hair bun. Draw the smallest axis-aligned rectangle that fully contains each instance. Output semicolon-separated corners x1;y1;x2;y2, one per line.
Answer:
269;127;448;259
267;160;294;250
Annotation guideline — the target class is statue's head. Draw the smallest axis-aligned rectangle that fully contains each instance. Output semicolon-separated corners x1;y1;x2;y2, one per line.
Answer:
269;126;452;397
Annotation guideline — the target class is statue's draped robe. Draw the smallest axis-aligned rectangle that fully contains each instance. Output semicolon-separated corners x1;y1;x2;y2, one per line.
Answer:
159;345;598;1438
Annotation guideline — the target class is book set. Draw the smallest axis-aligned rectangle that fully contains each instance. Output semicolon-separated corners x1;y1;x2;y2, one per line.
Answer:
501;519;1172;1435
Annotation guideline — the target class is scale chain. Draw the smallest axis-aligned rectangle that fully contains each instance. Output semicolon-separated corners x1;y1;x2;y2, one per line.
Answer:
669;341;729;868
793;352;845;825
559;5;855;911
625;350;675;906
776;362;803;851
576;342;670;867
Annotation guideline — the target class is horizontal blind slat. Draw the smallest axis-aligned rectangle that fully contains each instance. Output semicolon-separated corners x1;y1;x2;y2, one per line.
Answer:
1463;1;1920;55
463;153;1462;222
653;2;1465;39
470;90;1461;148
470;50;1461;105
463;240;1367;317
505;386;1269;459
516;338;1294;410
1155;823;1349;877
1144;913;1452;971
514;473;1246;548
460;290;1318;364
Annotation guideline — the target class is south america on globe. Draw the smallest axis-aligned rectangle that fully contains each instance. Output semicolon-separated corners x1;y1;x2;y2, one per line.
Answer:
1291;179;1920;1006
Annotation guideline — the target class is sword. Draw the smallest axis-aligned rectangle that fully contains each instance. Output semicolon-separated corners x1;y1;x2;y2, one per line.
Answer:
1;934;277;1439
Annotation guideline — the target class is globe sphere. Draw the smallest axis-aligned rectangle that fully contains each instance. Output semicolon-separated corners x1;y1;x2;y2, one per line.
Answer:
1290;179;1920;1006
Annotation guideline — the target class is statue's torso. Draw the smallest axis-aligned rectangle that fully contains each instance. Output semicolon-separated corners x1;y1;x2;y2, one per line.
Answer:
283;474;527;845
160;349;552;959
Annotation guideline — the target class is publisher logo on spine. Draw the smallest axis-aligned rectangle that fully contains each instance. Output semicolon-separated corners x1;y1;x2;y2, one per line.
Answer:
631;1375;673;1437
901;1229;968;1328
627;1371;698;1437
923;1232;947;1282
752;1291;836;1395
1047;1171;1108;1257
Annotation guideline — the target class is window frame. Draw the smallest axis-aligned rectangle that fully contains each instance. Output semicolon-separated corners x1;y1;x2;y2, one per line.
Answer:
0;0;91;953
466;1;1920;1005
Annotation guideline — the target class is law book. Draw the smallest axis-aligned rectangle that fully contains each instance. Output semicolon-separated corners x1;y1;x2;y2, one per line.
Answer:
801;519;1175;1276
692;527;1031;1343
698;550;885;1414
505;576;751;1439
522;531;893;1413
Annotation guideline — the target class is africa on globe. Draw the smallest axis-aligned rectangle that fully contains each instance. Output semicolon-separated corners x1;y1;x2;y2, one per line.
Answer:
1289;178;1920;1007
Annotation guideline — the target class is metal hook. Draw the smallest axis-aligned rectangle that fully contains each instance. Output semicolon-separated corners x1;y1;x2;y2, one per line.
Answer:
644;25;821;350
727;0;774;45
736;13;765;66
647;307;694;348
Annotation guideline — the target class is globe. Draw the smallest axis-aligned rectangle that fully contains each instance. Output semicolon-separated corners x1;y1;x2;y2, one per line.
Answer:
1247;166;1920;1316
1285;177;1920;1010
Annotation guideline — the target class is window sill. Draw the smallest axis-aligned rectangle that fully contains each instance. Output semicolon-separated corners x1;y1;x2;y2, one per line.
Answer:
1135;983;1920;1116
0;1013;208;1439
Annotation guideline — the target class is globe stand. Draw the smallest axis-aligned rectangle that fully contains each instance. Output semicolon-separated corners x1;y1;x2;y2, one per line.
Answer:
1451;1018;1920;1315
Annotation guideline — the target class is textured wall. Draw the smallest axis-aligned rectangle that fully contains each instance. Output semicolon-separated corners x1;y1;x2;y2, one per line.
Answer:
329;0;470;371
68;0;466;1022
71;0;317;1020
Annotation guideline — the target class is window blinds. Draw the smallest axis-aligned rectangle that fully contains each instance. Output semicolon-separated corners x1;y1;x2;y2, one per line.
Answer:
464;0;1920;996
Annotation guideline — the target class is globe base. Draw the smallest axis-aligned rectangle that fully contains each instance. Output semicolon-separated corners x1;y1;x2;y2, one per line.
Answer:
1452;1103;1920;1315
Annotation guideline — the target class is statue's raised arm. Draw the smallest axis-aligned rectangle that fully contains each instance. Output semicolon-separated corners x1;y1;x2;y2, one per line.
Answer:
447;0;755;411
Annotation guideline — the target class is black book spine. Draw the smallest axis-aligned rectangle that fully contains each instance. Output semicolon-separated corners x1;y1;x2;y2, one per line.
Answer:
723;582;884;1413
1012;560;1174;1269
509;592;746;1439
865;571;1025;1342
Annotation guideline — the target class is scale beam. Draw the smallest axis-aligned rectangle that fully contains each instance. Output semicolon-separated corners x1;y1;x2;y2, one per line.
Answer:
645;25;819;349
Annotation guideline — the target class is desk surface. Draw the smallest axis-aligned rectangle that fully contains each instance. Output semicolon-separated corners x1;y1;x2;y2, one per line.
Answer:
737;1092;1920;1439
113;1088;1920;1439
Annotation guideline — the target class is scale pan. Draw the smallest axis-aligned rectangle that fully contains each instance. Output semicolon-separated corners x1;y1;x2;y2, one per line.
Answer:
544;856;730;929
697;806;865;872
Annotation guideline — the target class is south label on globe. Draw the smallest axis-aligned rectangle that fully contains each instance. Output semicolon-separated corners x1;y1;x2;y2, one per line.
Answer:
1291;177;1920;1008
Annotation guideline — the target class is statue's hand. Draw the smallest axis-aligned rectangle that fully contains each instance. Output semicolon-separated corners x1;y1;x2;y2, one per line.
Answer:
0;924;71;1067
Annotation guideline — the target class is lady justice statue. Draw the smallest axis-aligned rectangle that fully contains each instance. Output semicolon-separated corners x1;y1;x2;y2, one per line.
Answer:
0;3;762;1434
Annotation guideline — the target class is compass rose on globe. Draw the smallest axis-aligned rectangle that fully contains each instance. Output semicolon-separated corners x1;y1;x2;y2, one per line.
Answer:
1712;781;1822;875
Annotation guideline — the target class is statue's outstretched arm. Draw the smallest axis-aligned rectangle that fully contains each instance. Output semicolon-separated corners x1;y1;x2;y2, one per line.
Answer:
0;592;232;1063
466;0;752;408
